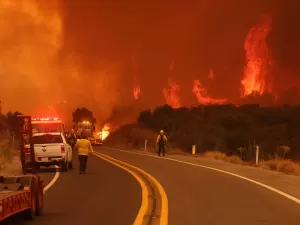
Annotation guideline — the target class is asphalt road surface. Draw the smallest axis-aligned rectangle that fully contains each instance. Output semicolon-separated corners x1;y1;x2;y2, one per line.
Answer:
2;152;141;225
96;147;300;225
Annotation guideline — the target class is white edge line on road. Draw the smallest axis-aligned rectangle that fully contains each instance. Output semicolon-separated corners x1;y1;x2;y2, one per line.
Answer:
43;166;60;194
102;147;300;205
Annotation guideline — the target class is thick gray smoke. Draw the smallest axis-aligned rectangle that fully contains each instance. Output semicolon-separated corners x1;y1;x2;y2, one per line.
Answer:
1;0;299;128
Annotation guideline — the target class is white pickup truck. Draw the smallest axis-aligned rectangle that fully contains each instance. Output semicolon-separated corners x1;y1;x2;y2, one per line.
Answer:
25;132;73;172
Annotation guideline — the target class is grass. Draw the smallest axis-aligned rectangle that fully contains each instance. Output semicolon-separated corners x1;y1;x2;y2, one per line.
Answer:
202;151;300;176
259;159;300;176
202;151;243;165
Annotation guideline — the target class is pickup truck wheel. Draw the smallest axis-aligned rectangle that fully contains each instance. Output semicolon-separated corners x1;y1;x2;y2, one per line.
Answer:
61;161;68;172
68;160;73;169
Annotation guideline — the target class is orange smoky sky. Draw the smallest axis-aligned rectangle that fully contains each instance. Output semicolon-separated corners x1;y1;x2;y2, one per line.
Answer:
0;0;300;125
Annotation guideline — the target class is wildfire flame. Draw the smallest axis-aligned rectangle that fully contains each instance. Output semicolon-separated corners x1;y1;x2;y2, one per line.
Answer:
133;86;140;100
132;56;141;100
163;76;181;108
192;80;227;105
99;123;111;141
163;60;180;108
1;2;280;112
241;15;273;97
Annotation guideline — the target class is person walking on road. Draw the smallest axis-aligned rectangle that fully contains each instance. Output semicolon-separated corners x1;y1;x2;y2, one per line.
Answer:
156;130;167;157
74;131;94;174
67;129;77;150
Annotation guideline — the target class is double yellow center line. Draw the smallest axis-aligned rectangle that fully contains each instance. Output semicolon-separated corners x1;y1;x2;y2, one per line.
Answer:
93;152;168;225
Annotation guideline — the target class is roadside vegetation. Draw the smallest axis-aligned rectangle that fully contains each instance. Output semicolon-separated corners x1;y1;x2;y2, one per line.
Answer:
104;104;300;176
0;111;21;168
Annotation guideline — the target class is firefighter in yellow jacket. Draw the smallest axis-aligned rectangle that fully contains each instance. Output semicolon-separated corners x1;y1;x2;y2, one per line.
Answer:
156;130;167;156
74;131;94;174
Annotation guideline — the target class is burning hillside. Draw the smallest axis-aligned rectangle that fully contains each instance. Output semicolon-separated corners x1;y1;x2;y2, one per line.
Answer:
0;1;299;124
160;14;279;108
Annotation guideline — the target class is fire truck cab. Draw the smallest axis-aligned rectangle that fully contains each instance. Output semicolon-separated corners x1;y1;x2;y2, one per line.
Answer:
75;121;94;139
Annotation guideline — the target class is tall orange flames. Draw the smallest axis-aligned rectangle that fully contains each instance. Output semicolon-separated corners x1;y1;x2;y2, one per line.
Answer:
192;69;228;105
101;123;111;140
2;1;278;118
163;76;181;108
163;60;181;108
132;56;140;100
133;86;140;100
241;15;273;97
97;123;111;141
160;15;274;107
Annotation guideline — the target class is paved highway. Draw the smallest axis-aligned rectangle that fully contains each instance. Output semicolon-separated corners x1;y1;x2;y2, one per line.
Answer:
96;147;300;225
2;152;141;225
3;146;300;225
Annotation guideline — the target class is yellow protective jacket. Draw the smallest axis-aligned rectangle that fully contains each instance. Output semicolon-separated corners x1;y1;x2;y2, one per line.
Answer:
156;134;167;145
75;139;94;156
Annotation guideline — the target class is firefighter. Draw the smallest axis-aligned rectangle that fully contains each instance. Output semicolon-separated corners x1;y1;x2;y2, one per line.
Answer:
67;129;77;150
156;130;167;156
74;131;94;174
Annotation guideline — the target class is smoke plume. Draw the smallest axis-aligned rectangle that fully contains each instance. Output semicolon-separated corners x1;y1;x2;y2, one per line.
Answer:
1;0;300;128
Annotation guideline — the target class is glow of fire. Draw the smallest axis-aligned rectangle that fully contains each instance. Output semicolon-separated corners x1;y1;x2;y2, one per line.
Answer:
163;76;181;108
241;15;273;97
208;68;214;80
192;79;227;105
98;123;111;141
133;86;140;100
132;56;140;100
169;60;175;71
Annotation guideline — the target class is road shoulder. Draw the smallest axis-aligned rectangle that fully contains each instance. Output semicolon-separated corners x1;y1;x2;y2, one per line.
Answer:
0;156;57;188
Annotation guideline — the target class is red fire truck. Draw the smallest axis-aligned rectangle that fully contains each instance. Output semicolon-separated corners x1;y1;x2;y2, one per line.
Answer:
0;116;44;222
0;175;44;222
31;117;65;134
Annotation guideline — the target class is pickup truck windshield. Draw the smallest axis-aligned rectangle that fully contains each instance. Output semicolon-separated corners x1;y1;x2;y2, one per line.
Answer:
33;135;63;144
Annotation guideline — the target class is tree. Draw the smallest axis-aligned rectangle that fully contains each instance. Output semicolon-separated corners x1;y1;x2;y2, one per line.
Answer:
6;111;22;135
72;107;96;124
151;104;174;131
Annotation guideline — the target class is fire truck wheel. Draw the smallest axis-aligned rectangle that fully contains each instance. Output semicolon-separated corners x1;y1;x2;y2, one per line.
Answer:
36;177;44;216
23;177;37;220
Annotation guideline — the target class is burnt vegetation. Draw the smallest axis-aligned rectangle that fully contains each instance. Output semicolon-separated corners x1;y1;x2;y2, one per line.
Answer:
137;104;300;161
